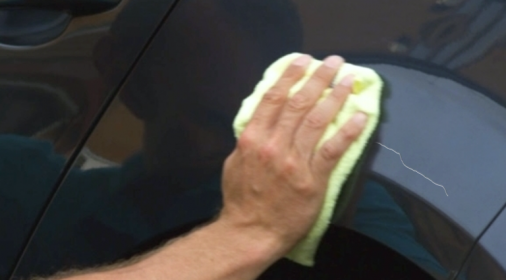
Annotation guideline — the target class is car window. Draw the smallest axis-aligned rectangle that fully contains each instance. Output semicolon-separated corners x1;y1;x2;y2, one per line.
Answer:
0;0;177;278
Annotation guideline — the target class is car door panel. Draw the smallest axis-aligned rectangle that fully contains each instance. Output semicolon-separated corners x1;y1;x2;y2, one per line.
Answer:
346;61;506;279
294;1;506;278
458;207;506;280
11;0;506;279
0;0;177;278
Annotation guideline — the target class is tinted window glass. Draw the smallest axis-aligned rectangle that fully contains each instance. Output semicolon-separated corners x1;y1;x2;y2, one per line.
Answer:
0;0;176;277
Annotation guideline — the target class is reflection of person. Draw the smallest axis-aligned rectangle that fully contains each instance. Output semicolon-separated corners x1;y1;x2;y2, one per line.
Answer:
1;1;452;279
6;1;320;278
118;0;305;179
43;55;368;279
353;179;447;277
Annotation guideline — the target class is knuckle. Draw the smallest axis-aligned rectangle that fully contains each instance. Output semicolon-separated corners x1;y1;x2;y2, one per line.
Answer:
259;141;279;161
340;124;360;141
284;64;306;78
281;156;299;174
287;94;311;111
304;112;327;129
237;130;256;150
250;114;265;124
263;86;286;105
330;86;348;100
294;180;317;196
320;142;342;161
223;154;234;170
312;70;332;86
309;66;335;88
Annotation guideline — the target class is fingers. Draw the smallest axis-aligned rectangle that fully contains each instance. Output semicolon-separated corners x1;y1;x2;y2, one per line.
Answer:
247;54;311;133
294;74;355;159
311;112;368;177
274;56;344;143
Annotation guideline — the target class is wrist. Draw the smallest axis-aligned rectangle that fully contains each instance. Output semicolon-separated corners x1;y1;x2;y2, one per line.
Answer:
209;218;287;269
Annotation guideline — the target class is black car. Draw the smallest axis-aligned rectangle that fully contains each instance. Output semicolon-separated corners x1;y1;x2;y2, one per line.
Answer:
1;0;506;279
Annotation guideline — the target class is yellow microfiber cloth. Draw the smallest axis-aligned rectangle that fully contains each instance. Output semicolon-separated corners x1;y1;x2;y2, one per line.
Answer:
233;53;383;266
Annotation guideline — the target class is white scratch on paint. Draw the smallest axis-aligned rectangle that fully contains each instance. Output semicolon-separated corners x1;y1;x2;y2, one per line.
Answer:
377;142;449;197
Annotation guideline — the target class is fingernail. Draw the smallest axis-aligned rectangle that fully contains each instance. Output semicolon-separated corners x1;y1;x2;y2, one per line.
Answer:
340;75;354;88
292;54;312;66
323;55;343;68
353;112;368;125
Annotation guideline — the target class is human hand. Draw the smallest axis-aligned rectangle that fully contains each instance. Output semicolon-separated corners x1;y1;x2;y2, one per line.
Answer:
218;54;369;256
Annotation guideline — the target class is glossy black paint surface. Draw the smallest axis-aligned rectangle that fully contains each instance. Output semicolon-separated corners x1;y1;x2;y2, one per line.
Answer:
457;206;506;279
0;0;121;16
6;0;506;279
348;62;506;279
298;1;506;278
0;0;177;278
13;0;301;277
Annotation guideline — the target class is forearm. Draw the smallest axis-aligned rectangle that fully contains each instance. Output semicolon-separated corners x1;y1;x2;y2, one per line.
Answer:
36;53;362;280
61;220;284;280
